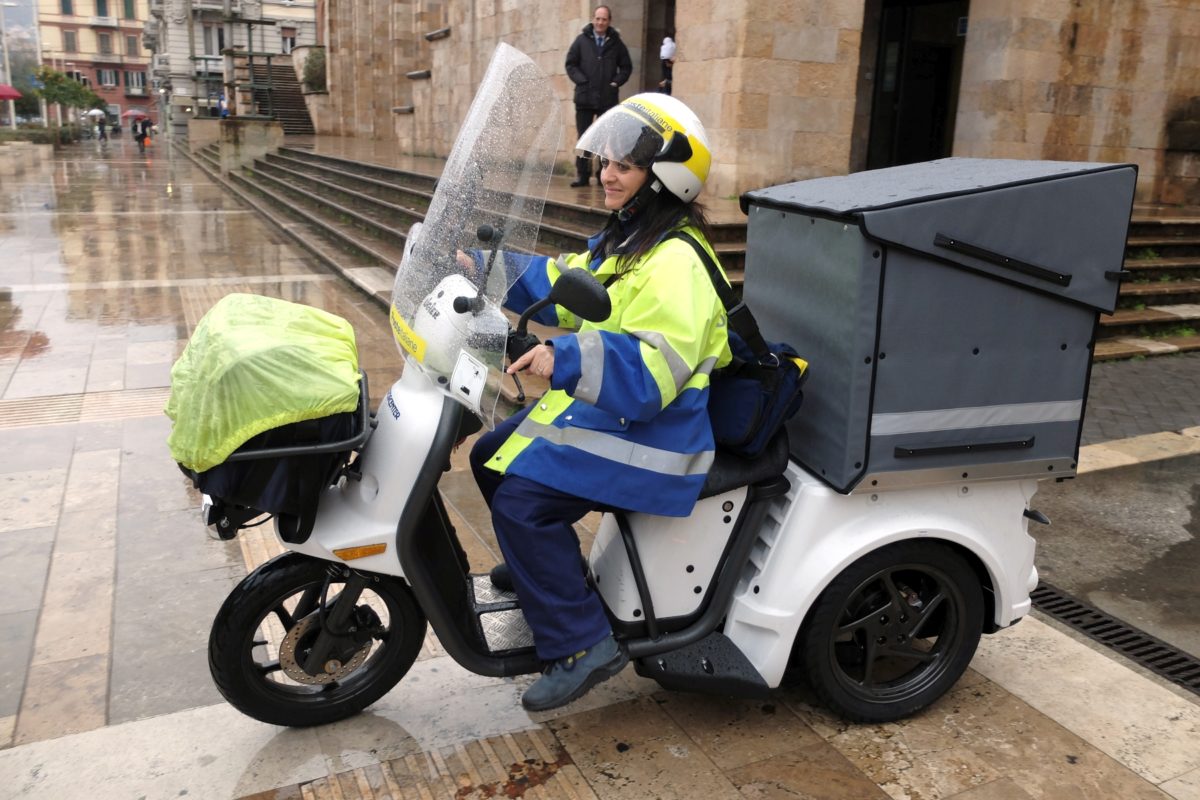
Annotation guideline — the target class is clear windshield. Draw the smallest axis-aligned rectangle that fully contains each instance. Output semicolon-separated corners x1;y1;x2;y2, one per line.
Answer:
390;43;561;427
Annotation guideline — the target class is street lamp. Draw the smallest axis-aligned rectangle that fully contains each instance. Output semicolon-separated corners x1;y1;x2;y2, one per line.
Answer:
0;1;17;129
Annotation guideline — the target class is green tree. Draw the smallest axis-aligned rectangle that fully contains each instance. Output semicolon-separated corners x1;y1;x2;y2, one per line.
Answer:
10;48;40;119
33;66;106;118
301;46;326;92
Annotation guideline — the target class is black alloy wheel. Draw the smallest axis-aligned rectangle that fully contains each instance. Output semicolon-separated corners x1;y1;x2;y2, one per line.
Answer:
798;540;984;723
209;552;426;727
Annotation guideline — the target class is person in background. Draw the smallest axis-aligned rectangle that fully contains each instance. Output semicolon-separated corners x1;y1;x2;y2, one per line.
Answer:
564;5;633;188
135;117;151;153
659;35;676;95
468;93;729;712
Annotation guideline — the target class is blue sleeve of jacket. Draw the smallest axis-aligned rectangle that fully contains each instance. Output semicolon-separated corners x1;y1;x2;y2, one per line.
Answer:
549;330;664;421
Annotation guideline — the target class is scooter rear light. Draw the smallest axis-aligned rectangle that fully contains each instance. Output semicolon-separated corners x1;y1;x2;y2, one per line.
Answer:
333;543;388;560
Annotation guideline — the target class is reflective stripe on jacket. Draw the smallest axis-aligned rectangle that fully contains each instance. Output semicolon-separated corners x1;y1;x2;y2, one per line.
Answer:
485;226;731;517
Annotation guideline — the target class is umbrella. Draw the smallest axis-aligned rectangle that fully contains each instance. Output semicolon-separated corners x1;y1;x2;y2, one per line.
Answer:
121;108;148;119
0;84;22;101
85;108;107;117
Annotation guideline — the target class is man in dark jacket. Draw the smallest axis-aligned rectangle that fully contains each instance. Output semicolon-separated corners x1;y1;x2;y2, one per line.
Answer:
564;6;633;187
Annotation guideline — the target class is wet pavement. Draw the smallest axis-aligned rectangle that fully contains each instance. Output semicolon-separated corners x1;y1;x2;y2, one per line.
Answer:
1034;453;1200;659
0;138;1198;799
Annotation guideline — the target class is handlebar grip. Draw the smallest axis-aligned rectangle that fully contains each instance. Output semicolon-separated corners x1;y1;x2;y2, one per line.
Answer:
507;331;541;363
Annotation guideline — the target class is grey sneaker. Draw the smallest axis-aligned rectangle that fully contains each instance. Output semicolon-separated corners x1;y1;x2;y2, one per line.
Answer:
522;635;628;712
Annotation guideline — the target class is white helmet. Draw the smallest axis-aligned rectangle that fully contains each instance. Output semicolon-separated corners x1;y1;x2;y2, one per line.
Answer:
576;93;713;203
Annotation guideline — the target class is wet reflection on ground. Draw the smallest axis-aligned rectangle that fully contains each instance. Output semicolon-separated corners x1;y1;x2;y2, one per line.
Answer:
0;137;404;744
0;138;402;406
1033;453;1200;659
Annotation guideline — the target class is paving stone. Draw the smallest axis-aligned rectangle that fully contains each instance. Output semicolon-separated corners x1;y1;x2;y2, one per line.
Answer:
1081;352;1200;445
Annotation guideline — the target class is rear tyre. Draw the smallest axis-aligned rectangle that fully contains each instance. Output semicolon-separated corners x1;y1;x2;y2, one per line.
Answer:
798;540;983;723
209;553;426;727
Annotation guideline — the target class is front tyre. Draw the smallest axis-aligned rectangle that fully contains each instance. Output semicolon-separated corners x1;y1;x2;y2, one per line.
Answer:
209;553;426;727
798;540;983;723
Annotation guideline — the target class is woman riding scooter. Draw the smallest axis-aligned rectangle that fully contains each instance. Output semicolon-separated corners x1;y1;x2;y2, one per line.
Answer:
467;93;733;711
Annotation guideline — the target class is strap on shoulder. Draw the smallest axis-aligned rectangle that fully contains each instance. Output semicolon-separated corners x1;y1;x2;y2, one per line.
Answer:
664;230;771;358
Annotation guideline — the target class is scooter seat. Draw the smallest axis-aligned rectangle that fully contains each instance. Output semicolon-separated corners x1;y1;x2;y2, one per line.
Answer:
699;429;790;499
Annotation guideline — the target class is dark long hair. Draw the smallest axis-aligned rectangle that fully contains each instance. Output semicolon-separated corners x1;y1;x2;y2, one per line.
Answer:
592;188;713;274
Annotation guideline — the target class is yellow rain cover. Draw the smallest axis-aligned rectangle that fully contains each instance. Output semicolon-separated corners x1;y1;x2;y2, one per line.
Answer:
165;293;361;472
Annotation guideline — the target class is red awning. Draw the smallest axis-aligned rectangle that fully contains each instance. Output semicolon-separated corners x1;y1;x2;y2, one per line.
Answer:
0;84;22;101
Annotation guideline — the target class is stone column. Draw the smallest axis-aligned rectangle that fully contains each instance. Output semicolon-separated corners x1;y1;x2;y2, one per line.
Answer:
674;0;866;199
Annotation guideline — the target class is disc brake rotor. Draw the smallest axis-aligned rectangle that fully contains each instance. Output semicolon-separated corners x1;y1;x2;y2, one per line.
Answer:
278;614;372;685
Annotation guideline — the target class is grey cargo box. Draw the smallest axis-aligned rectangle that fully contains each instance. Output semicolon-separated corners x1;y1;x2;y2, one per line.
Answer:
739;158;1137;493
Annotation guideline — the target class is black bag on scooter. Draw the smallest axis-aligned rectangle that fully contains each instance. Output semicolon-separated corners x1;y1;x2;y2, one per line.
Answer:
180;410;359;544
666;231;809;459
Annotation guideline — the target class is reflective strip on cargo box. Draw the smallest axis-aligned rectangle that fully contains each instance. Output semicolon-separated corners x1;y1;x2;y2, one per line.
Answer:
871;400;1082;436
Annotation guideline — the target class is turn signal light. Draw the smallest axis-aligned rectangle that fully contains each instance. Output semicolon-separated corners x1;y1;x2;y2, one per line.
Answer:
333;543;388;560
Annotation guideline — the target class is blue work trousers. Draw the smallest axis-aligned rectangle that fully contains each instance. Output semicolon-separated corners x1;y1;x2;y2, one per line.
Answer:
470;406;612;661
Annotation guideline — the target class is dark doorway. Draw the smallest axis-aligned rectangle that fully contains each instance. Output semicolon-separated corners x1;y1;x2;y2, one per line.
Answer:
866;0;968;169
641;0;676;94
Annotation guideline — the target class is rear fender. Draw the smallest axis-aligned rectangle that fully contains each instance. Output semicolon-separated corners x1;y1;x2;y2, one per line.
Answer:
723;464;1039;687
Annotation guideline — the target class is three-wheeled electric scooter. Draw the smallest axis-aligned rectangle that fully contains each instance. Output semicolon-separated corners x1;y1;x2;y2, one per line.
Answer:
179;44;1137;727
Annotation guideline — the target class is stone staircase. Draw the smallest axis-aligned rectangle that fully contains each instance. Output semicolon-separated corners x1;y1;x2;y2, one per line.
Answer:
180;143;1200;362
248;63;315;135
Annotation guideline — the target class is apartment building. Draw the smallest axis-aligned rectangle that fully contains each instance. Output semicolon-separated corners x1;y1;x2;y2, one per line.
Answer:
37;0;153;122
142;0;316;137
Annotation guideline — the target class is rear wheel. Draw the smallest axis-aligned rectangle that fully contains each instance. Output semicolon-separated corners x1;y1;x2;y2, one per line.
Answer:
797;540;983;723
209;553;426;727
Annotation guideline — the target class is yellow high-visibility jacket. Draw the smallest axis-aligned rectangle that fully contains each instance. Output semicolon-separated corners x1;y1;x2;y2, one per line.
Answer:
484;224;731;516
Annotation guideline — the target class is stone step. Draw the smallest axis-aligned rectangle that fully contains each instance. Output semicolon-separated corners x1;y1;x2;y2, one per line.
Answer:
1121;256;1200;283
194;142;1200;361
1125;235;1200;259
1099;303;1200;338
183;142;548;401
251;158;421;245
1118;278;1200;307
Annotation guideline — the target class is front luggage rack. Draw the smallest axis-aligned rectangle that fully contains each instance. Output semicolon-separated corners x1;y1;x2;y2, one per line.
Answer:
224;370;374;463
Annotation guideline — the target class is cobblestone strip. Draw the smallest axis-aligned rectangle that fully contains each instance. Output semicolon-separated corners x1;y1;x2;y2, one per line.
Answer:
240;729;597;800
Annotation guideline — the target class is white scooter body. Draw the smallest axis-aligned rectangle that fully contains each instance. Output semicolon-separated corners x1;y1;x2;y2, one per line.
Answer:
285;362;1038;692
286;366;443;575
590;464;1037;689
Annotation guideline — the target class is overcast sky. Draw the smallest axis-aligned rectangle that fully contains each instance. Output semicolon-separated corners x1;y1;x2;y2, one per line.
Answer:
1;0;35;30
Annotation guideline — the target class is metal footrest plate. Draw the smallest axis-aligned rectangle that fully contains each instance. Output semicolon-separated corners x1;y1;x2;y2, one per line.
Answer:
472;574;517;606
479;609;535;652
470;575;532;652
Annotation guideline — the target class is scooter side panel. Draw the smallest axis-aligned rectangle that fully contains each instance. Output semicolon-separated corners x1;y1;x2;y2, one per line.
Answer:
283;368;445;576
590;488;750;622
723;463;1039;687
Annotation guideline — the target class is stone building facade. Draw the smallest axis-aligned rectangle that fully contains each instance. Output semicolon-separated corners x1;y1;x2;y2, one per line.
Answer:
36;0;155;124
309;0;1200;203
143;0;317;137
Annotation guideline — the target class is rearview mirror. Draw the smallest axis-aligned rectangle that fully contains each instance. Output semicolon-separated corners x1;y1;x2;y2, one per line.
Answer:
548;268;611;323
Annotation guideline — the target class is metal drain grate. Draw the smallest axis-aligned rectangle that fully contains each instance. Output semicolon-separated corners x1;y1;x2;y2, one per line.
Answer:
1032;582;1200;697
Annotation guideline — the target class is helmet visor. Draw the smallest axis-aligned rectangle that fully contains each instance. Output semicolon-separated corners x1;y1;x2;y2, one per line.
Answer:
575;106;666;168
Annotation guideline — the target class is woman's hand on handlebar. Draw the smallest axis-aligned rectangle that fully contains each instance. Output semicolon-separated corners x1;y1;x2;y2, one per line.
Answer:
508;343;555;379
456;250;477;273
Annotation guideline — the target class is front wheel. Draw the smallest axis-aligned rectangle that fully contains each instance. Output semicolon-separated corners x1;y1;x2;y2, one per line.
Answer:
209;553;426;727
797;540;983;723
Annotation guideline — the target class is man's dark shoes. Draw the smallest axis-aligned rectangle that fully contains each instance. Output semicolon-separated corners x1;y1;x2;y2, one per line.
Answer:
569;177;590;187
522;635;628;712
